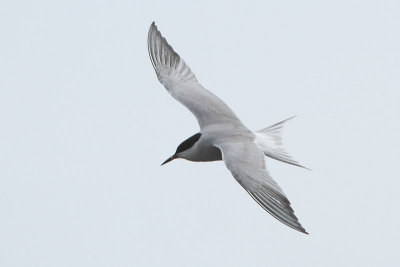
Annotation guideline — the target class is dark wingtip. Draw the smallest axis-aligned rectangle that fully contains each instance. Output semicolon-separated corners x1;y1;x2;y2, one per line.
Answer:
298;164;312;171
149;22;157;34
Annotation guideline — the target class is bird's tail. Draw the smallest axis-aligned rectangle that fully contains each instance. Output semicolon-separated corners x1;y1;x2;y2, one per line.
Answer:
255;116;308;169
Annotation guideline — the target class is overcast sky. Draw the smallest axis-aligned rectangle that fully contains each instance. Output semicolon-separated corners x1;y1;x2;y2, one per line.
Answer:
1;0;400;266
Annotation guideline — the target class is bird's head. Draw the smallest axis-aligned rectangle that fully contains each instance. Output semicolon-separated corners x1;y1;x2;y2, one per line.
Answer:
161;133;201;165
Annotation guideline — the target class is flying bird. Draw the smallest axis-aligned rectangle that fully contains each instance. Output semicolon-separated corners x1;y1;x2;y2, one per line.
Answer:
148;22;308;234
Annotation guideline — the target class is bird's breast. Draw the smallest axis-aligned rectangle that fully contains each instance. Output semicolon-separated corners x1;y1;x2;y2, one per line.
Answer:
182;138;222;162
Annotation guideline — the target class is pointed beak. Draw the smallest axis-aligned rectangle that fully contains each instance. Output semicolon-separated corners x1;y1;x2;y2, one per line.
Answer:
161;155;177;166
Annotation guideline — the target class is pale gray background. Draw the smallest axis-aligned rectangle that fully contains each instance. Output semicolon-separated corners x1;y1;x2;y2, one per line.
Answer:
1;0;399;266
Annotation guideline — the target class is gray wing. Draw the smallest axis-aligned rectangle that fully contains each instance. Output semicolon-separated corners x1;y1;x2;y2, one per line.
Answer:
147;22;242;129
216;142;308;234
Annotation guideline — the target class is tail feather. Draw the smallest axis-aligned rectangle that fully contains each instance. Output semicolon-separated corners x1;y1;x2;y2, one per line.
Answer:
256;116;309;169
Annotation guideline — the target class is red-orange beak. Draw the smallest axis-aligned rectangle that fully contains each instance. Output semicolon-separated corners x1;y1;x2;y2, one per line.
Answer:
161;155;177;166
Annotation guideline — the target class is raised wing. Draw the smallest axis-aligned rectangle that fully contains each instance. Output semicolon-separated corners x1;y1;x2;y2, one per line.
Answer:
216;142;308;234
147;22;242;129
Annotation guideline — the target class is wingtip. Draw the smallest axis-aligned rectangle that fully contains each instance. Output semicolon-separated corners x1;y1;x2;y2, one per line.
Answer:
299;226;309;235
294;224;309;235
149;21;158;35
296;222;309;235
303;166;312;171
287;115;297;121
296;163;312;171
293;222;309;235
149;22;157;35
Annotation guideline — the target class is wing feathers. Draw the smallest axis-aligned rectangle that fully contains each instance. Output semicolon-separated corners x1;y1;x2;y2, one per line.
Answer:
217;142;308;234
148;22;196;84
249;189;308;234
147;22;243;129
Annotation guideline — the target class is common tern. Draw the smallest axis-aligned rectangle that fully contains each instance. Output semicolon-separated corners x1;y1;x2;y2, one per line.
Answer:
148;22;308;234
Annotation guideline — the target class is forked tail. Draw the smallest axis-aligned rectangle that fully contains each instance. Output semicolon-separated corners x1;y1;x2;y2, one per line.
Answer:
255;116;308;169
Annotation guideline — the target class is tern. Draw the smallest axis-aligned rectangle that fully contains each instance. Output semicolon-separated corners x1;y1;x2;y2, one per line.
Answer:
148;22;308;234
